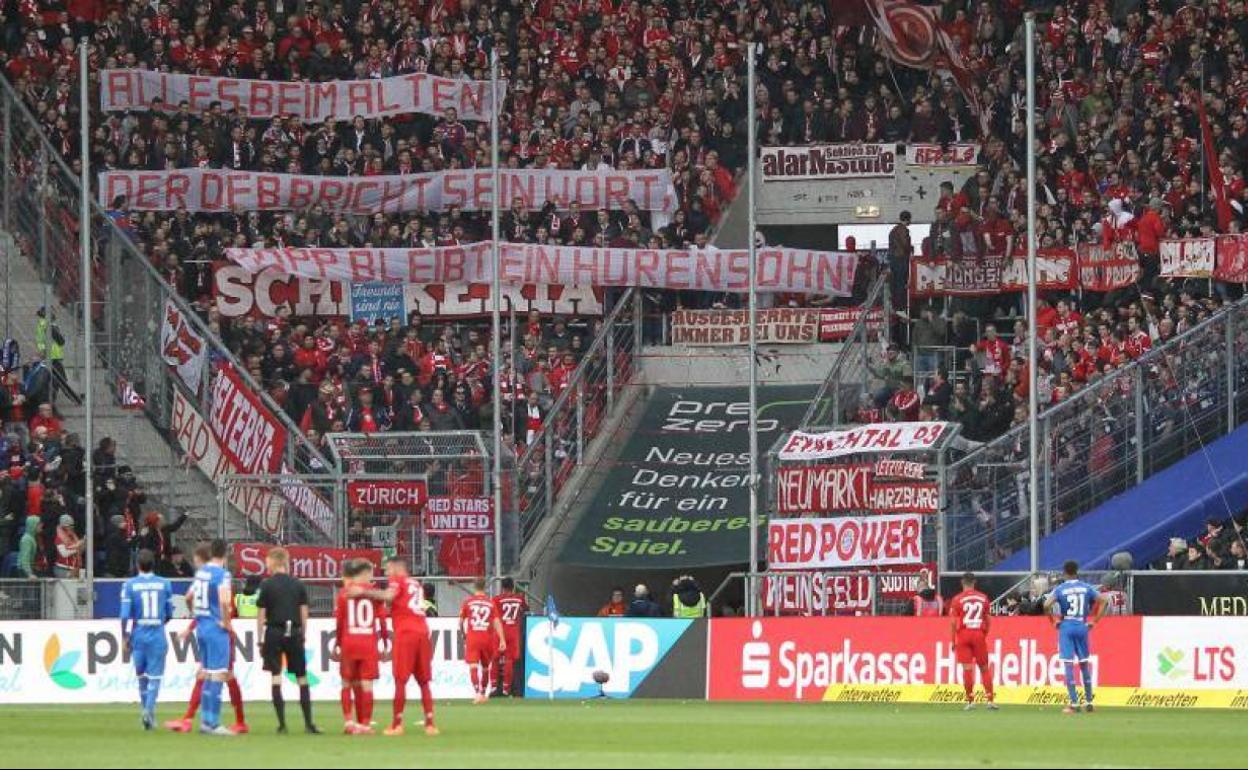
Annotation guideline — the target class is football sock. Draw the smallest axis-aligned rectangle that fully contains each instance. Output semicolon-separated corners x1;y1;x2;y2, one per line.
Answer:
352;684;366;724
202;680;223;727
341;686;354;721
299;684;314;727
980;665;995;701
145;678;162;715
391;688;405;726
469;663;481;694
359;689;374;725
502;659;514;695
272;684;286;728
1079;662;1094;704
420;683;435;727
184;678;203;719
137;675;149;712
228;678;245;724
962;667;975;701
1063;663;1079;705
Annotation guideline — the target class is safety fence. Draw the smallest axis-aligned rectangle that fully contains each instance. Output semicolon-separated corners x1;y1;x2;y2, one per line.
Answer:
944;297;1248;571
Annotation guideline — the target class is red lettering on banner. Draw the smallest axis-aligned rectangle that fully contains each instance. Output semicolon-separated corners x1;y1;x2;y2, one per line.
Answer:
403;73;428;110
768;514;923;569
313;82;337;119
432;77;454;112
104;71;133;109
457;82;484;116
251;81;273;116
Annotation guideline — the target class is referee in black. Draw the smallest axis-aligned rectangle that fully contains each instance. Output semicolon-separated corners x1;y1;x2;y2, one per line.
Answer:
255;547;321;734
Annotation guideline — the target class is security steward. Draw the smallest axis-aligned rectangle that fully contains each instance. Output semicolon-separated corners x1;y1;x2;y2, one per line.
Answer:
256;547;320;734
670;574;708;618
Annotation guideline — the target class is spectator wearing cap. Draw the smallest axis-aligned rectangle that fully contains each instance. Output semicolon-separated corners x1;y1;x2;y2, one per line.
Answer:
53;513;84;579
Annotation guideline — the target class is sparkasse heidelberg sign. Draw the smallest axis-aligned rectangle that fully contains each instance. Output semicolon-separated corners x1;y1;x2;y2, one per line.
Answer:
346;479;428;510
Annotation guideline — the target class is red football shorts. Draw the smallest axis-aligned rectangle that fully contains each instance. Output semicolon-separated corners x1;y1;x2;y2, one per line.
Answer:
955;630;989;666
499;632;520;662
465;634;496;666
392;631;432;685
339;651;379;681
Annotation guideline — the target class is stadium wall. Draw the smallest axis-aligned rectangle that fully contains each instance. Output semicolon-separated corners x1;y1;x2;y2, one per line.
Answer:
4;617;1246;708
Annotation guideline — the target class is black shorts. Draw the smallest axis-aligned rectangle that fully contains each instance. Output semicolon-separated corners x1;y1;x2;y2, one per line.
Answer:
262;629;307;677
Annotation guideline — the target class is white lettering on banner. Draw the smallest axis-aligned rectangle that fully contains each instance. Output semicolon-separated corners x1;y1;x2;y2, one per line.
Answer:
231;544;380;580
761;144;897;181
1160;237;1216;279
99;168;676;214
1140;617;1248;689
0;619;474;703
160;300;207;395
170;389;284;534
873;459;928;481
775;464;874;514
818;307;884;342
347;480;428;510
1077;242;1141;292
761;573;873;615
778;422;949;461
670;309;820;346
424;497;495;535
767;514;923;570
100;70;501;122
905;143;980;166
909;251;1076;297
228;243;859;295
208;365;284;475
276;466;337;541
868;483;939;514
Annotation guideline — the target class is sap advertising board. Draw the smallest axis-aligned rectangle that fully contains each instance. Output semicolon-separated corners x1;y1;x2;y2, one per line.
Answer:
523;618;708;699
560;386;814;569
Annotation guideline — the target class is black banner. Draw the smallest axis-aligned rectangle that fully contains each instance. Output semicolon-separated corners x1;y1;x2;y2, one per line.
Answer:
559;385;813;568
1131;572;1248;616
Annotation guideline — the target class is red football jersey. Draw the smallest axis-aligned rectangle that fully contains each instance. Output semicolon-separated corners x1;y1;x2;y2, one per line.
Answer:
949;589;991;634
493;592;527;636
335;585;387;655
389;576;430;635
460;593;498;641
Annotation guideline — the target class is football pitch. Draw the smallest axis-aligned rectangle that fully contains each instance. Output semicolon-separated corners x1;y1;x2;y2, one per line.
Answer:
1;700;1241;768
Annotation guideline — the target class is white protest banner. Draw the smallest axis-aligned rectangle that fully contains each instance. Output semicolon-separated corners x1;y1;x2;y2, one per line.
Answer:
160;299;207;396
761;143;897;181
0;618;475;703
778;422;950;461
670;308;821;345
227;243;859;295
1160;237;1216;278
213;264;348;318
761;572;874;615
99;168;676;214
904;143;980;166
100;69;500;122
767;513;924;569
404;281;603;317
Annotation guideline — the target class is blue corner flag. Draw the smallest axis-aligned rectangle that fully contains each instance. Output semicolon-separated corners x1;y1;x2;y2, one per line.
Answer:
545;594;560;628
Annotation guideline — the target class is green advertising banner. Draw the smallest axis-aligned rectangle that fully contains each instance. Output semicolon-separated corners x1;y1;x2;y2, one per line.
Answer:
559;385;814;569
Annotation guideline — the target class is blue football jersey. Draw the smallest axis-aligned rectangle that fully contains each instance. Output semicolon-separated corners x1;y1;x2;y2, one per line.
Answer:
121;573;173;627
1050;580;1100;626
193;564;230;623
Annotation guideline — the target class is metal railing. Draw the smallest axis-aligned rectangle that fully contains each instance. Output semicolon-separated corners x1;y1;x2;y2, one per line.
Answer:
799;274;891;428
515;289;639;547
944;298;1248;571
0;72;335;539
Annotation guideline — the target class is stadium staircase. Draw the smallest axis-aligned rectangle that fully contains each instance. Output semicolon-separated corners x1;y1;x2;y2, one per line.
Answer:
0;232;226;546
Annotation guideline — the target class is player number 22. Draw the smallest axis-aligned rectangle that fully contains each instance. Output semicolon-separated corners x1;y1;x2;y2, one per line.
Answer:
962;600;984;629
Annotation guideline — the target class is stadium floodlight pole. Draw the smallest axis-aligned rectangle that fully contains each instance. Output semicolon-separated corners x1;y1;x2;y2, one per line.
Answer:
490;51;503;586
1025;15;1040;575
746;44;761;617
80;38;95;614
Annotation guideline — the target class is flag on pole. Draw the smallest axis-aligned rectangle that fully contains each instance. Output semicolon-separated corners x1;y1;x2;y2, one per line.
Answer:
545;594;560;628
862;0;983;116
1197;98;1233;232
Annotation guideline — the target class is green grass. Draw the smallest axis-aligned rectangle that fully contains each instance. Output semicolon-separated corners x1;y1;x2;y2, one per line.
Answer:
1;699;1242;768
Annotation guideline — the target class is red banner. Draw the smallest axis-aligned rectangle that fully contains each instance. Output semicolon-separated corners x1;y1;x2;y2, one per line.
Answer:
1077;242;1141;291
230;543;382;580
818;307;885;342
775;464;874;514
767;514;923;570
208;364;285;474
868;482;939;514
876;562;938;599
873;459;927;481
706;616;1143;701
424;496;495;535
909;250;1076;297
347;480;429;510
1214;234;1248;283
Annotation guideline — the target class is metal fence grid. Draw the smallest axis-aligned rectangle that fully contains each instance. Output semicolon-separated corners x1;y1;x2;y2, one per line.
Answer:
944;299;1248;571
